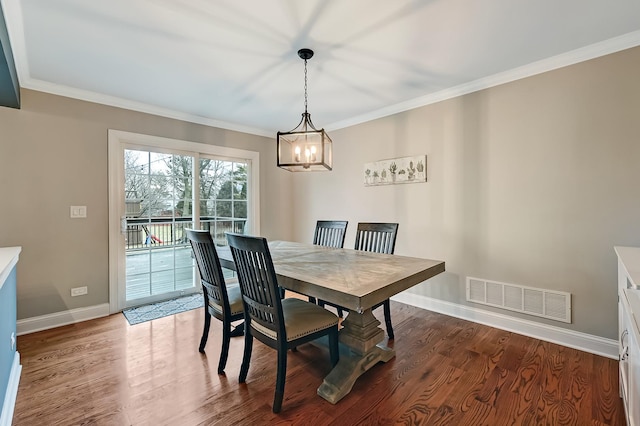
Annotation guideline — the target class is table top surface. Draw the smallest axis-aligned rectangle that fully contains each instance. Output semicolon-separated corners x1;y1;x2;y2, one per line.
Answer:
218;240;445;312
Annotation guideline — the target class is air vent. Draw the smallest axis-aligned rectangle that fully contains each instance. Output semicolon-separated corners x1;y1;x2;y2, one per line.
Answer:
466;277;571;323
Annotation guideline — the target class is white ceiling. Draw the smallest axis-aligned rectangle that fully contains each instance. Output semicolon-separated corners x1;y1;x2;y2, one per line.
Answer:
3;0;640;137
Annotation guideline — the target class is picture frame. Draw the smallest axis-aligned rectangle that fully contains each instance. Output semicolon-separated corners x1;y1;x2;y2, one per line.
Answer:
364;155;427;186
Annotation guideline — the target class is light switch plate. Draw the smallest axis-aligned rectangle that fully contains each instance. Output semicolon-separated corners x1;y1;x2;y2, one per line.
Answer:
70;206;87;218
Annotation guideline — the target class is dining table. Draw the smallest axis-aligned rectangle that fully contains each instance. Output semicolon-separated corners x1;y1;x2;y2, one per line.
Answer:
217;240;445;404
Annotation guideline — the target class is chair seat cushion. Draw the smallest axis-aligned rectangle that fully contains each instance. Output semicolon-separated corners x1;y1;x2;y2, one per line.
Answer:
209;279;244;316
251;298;339;342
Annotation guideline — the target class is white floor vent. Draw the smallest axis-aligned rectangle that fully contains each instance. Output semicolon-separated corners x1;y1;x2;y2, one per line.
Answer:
466;277;571;323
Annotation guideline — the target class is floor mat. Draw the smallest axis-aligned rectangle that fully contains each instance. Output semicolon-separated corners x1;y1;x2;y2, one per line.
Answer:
122;293;203;325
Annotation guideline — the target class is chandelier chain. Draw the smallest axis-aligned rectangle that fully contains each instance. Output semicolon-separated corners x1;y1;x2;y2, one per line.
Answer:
304;58;308;114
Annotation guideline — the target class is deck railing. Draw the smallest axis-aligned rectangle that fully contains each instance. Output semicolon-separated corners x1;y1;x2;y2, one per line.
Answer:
125;217;246;250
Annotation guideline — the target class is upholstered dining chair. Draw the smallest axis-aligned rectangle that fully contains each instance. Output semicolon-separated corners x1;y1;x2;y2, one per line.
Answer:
186;229;244;375
355;222;399;339
226;233;340;414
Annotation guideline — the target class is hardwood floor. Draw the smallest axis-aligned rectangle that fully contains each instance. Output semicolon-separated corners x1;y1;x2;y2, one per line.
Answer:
13;301;626;425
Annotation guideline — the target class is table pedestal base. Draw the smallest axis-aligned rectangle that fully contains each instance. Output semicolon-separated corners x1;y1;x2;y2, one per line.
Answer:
317;343;394;404
317;309;395;404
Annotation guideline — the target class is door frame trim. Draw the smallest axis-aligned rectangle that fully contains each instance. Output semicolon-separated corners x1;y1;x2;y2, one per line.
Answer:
107;129;260;314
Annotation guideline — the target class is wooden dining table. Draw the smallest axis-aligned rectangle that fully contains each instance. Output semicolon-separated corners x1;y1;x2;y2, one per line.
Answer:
217;240;445;404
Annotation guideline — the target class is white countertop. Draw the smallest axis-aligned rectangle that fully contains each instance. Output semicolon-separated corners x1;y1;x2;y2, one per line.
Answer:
615;246;640;288
0;247;21;291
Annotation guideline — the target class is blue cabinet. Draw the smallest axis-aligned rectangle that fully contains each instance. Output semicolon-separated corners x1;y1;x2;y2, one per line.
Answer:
0;247;21;426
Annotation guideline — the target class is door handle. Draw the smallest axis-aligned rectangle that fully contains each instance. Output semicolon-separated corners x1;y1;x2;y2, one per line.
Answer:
121;216;128;238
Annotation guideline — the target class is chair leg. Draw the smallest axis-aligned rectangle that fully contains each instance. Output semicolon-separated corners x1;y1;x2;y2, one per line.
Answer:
239;331;253;383
383;299;394;340
199;310;211;353
308;296;317;304
337;307;344;318
318;299;325;308
218;319;231;374
273;347;287;413
329;326;339;367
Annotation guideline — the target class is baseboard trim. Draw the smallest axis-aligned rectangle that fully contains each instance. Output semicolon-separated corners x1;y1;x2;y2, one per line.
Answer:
0;352;21;426
14;297;618;358
16;303;111;336
392;292;618;359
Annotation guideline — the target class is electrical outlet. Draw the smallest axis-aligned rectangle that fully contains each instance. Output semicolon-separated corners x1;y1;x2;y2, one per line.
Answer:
71;286;88;297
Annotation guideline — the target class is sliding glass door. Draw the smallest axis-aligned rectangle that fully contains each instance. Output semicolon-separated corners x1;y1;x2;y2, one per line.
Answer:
124;150;198;301
108;130;259;312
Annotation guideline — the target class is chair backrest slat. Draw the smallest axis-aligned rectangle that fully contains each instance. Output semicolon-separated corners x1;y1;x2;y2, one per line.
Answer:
354;222;399;255
313;220;348;248
226;233;285;339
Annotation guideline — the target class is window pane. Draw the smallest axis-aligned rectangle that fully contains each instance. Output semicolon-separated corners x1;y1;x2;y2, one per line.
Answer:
233;201;247;218
216;201;232;218
150;152;171;175
233;181;247;200
174;221;192;245
233;220;247;234
200;199;215;216
125;150;150;175
173;196;193;218
214;220;233;245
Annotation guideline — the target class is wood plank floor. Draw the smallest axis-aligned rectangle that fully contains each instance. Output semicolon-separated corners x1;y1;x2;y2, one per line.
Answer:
13;301;626;425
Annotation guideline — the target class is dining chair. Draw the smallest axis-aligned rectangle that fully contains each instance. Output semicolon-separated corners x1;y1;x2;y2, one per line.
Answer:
226;232;340;413
310;220;348;307
186;229;244;375
355;222;399;339
313;220;348;248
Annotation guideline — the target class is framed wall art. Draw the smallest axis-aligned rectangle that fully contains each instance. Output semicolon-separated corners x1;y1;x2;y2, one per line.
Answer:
364;155;426;186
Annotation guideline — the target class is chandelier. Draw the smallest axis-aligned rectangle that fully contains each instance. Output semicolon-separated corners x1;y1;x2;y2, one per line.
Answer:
277;48;332;171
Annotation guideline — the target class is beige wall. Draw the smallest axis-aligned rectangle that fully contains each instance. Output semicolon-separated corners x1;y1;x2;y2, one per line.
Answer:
2;47;640;339
0;90;292;319
291;46;640;339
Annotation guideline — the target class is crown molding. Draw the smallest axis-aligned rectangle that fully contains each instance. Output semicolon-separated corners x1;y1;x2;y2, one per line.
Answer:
327;30;640;131
21;78;275;137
